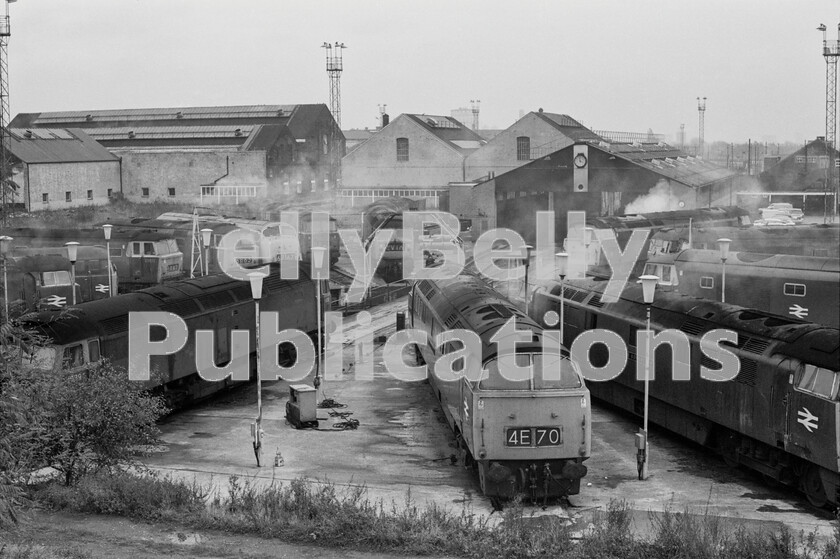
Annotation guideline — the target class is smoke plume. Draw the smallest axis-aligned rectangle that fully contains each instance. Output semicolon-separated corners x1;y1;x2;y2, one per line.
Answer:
624;180;673;214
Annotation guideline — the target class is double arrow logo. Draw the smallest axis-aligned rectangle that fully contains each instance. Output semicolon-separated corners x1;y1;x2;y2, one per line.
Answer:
95;284;110;294
797;407;819;433
45;294;66;308
789;304;809;320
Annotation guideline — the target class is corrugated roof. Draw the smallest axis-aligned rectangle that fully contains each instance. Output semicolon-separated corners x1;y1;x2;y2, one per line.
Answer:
406;114;486;153
596;141;738;188
8;128;118;164
537;112;587;129
27;105;297;124
83;125;256;141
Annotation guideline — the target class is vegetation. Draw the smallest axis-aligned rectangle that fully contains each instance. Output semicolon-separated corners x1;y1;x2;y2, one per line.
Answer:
29;471;840;559
0;318;167;527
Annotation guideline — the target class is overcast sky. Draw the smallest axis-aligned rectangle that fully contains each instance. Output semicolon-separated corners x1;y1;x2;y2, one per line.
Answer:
8;1;839;144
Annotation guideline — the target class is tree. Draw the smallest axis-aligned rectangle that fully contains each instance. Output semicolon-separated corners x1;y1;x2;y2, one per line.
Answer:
1;318;168;525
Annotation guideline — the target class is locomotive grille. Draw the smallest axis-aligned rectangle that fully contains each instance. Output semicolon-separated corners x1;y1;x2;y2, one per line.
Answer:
700;353;721;371
100;315;129;336
419;280;436;299
738;336;770;355
587;294;604;308
736;358;758;386
679;318;709;336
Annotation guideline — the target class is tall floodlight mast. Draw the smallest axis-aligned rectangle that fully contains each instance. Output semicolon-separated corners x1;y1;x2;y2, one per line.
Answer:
0;0;14;228
697;97;707;158
818;23;839;222
322;42;346;128
470;99;480;130
322;42;346;189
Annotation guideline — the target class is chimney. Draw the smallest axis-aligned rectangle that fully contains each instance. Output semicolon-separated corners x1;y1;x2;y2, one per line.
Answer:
382;113;390;128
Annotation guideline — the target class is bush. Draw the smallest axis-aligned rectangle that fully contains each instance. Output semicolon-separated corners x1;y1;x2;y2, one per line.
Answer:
1;319;168;526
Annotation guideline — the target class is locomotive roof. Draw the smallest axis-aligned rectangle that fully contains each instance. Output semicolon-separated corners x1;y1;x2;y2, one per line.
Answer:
1;226;177;243
667;250;840;272
23;263;313;345
8;254;71;272
537;277;839;370
416;275;544;360
13;245;108;260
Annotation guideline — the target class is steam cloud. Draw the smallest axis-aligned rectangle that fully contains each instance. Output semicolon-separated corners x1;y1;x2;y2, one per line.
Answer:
624;180;674;214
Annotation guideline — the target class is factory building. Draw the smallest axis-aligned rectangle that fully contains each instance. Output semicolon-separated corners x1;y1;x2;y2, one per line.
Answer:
446;140;740;244
465;110;602;181
750;137;840;215
11;104;344;205
340;114;485;208
7;128;120;211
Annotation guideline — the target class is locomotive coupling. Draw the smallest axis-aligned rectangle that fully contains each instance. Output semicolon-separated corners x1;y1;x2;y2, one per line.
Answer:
560;461;588;480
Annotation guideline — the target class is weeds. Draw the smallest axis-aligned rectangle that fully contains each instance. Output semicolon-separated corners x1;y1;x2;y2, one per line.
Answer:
17;471;840;558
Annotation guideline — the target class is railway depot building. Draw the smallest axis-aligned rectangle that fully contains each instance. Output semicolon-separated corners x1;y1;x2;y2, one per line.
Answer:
446;140;741;243
7;128;120;211
753;137;840;214
464;110;602;181
11;104;345;205
340;114;486;208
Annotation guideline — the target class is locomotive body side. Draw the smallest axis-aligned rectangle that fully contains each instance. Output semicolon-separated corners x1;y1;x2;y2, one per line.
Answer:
644;250;839;327
24;265;323;407
529;278;840;507
409;275;590;499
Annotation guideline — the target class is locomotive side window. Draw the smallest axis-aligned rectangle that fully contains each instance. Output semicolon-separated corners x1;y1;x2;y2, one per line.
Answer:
144;242;155;255
42;271;72;286
783;283;806;297
796;364;839;400
132;242;141;256
62;344;84;368
700;276;714;289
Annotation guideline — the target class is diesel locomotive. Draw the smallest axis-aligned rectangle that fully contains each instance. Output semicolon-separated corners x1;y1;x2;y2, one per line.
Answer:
409;275;590;500
643;249;839;327
22;264;325;406
529;277;840;507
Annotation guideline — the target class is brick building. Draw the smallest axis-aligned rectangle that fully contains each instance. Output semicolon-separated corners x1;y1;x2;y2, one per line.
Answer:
12;104;344;205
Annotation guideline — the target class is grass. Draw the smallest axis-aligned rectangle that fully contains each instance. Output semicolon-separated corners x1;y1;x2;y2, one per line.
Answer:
10;470;836;558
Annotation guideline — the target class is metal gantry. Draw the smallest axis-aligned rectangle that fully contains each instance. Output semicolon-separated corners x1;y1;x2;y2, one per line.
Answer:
322;42;346;190
818;23;840;222
322;42;346;128
0;1;12;228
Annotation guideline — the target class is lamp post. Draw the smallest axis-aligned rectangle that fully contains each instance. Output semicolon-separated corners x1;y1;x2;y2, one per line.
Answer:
0;235;12;322
717;238;731;303
201;229;213;276
65;242;79;305
522;244;533;301
248;271;267;467
311;246;327;394
637;274;659;481
103;225;114;297
555;252;569;347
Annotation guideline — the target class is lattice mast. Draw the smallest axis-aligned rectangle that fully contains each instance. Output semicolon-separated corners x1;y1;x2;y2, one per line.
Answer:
322;42;346;128
470;99;480;130
697;97;706;158
322;42;346;189
0;1;12;227
819;23;839;222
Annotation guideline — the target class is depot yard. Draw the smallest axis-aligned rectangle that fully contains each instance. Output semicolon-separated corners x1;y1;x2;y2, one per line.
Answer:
139;296;837;544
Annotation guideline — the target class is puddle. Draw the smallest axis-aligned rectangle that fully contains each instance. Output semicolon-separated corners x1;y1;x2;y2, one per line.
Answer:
189;432;215;439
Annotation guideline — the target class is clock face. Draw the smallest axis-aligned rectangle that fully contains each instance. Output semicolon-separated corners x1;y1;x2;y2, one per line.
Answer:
574;153;588;168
